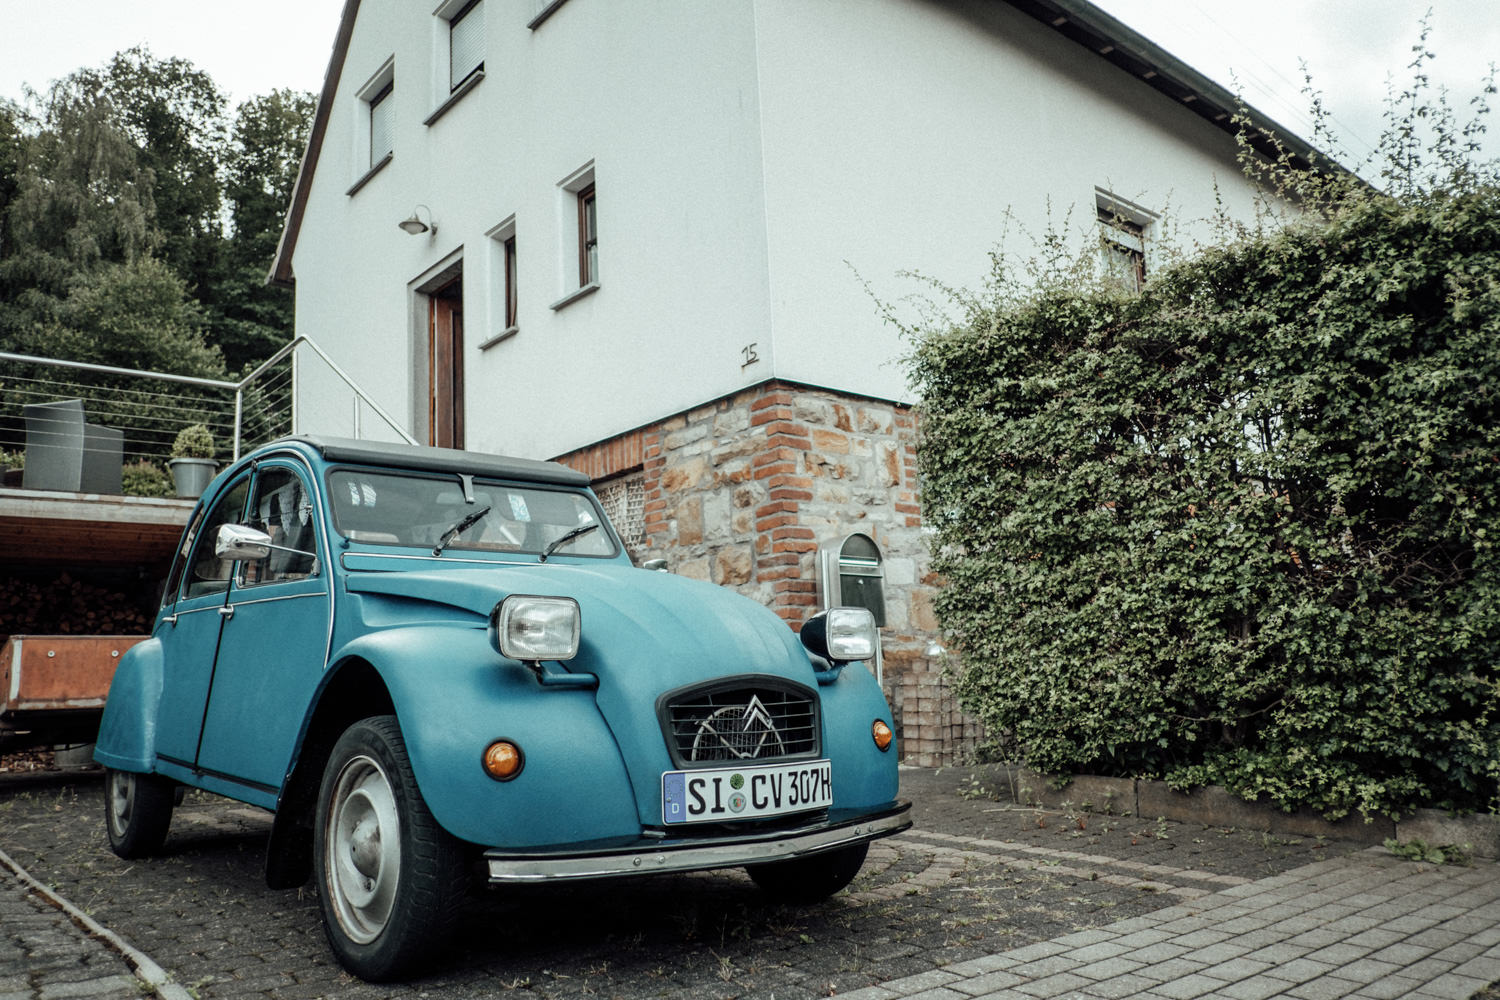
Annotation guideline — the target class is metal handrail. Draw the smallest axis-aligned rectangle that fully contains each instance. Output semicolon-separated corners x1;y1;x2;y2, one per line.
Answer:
231;335;417;459
0;352;237;390
1;336;417;461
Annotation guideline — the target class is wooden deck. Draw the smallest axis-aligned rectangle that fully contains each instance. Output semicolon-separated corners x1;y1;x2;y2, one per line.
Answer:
0;488;195;569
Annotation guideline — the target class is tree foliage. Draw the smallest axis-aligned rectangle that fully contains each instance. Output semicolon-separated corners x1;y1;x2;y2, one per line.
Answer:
211;89;316;371
906;57;1500;820
0;48;313;376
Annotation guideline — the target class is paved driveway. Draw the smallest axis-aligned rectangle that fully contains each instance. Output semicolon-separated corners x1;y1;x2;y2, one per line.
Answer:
1;767;1495;1000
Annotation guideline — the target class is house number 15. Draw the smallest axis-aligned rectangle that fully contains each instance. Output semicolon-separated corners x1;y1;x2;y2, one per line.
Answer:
741;343;760;368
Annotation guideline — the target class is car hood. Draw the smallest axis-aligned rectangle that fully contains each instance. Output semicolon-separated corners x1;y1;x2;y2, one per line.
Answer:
344;561;806;677
344;560;820;795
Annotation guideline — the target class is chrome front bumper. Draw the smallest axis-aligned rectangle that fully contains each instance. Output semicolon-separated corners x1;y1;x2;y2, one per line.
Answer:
483;801;911;884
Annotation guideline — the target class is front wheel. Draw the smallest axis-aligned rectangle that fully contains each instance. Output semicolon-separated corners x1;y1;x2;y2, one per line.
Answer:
104;768;175;858
314;716;467;981
747;841;869;903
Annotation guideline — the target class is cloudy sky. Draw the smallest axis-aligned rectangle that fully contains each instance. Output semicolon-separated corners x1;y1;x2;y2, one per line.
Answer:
0;0;1495;172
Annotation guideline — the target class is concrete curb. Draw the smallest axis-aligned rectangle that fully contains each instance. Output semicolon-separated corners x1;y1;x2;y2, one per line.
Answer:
963;764;1500;858
0;845;194;1000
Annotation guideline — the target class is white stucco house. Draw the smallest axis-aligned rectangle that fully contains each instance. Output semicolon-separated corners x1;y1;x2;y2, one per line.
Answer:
272;0;1320;763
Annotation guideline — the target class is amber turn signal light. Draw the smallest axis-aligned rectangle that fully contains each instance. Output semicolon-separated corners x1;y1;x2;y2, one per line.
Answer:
872;720;893;752
482;740;524;781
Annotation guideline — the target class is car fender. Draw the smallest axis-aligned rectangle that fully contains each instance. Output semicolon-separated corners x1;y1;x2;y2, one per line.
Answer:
93;638;164;773
327;625;642;848
818;664;901;810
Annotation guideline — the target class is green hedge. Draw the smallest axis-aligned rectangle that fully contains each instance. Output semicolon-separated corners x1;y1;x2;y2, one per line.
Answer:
909;187;1500;819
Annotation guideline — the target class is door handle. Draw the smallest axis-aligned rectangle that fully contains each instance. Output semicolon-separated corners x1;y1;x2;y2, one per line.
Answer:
219;605;235;620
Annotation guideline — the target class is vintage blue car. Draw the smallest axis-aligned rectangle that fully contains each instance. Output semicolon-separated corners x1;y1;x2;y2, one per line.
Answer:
95;436;909;979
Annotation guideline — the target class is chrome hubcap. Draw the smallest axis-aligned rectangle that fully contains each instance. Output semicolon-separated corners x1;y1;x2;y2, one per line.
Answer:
108;771;135;835
326;754;400;944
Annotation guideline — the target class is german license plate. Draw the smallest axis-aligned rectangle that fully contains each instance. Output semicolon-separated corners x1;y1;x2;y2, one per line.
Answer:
661;759;832;825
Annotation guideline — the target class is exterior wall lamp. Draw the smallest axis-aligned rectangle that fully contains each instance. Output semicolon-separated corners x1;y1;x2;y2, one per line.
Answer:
398;205;438;236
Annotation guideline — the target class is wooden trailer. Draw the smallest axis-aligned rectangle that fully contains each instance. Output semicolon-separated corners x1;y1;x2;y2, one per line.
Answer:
1;635;147;750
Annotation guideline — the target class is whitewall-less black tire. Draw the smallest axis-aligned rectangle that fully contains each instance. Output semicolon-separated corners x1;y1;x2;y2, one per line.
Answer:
104;768;175;858
314;715;467;981
747;841;869;903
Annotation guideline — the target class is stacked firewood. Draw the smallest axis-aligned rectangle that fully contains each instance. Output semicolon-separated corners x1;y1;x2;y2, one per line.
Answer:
0;572;154;639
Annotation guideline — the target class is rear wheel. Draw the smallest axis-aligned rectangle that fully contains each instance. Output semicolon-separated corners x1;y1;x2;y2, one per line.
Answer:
104;768;175;858
314;716;467;981
747;841;869;903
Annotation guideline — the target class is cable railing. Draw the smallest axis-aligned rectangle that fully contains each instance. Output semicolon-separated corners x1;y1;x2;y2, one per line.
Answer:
0;337;415;495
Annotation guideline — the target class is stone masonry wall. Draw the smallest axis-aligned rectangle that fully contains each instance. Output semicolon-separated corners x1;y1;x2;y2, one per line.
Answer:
555;380;982;766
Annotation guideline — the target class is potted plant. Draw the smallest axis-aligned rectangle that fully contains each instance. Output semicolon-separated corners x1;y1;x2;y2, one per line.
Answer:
167;424;217;498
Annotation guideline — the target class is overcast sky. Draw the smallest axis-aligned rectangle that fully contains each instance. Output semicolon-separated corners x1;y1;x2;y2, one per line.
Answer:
0;0;1495;172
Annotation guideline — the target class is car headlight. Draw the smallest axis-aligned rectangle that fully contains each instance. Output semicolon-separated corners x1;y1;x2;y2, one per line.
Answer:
800;607;877;663
489;595;580;662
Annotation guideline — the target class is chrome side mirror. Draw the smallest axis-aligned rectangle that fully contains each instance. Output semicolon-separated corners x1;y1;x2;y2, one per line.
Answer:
215;523;272;561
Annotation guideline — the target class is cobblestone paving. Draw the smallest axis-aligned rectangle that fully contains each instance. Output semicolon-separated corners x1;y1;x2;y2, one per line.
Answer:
0;854;140;1000
1;767;1380;1000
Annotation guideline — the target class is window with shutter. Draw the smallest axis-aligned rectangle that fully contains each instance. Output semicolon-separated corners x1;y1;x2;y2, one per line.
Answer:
449;0;484;91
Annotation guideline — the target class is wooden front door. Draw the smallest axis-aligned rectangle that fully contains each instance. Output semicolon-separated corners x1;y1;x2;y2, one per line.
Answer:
429;276;464;449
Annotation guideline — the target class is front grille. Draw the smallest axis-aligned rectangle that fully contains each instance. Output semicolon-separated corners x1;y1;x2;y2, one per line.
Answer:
662;680;819;766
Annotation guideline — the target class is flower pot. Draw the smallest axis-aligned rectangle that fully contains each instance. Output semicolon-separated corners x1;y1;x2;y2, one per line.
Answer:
168;457;217;498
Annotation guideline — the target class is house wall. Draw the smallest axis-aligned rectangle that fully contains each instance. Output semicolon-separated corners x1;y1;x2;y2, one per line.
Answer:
751;0;1270;403
554;380;983;767
290;0;777;458
292;0;1272;458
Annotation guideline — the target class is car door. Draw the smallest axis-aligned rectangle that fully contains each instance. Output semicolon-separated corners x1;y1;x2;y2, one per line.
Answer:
193;461;332;793
152;474;251;773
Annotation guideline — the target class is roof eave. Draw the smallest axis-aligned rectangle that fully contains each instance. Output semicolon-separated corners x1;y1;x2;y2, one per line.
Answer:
268;0;362;289
1000;0;1336;175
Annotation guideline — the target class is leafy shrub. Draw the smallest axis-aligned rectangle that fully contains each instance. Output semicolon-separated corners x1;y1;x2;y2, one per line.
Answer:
908;171;1500;823
121;459;172;497
171;423;215;459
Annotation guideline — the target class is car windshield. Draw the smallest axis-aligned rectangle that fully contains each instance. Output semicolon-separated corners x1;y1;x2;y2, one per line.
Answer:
327;469;617;558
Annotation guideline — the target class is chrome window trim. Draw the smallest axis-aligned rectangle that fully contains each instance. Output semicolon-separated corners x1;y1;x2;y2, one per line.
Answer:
226;591;329;610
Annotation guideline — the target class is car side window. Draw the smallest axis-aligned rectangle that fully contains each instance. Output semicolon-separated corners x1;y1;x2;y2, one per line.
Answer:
160;505;207;608
241;466;319;586
182;477;251;600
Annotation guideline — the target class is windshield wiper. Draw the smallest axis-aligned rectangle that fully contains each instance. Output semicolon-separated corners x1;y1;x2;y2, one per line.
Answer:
432;505;492;556
540;522;599;562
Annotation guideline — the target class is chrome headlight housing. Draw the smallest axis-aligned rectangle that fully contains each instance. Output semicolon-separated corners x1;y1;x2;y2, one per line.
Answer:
800;607;877;663
489;595;580;662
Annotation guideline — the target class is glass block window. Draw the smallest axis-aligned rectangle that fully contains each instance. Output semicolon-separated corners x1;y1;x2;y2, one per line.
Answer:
595;472;645;555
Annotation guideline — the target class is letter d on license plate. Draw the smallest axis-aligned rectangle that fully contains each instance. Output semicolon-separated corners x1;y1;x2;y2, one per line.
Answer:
661;759;832;825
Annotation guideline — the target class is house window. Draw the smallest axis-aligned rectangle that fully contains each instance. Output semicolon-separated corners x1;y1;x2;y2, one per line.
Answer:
551;163;598;310
577;183;597;287
503;235;518;328
352;60;396;184
483;217;518;347
368;81;394;166
1096;190;1155;295
595;472;645;559
447;0;484;91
